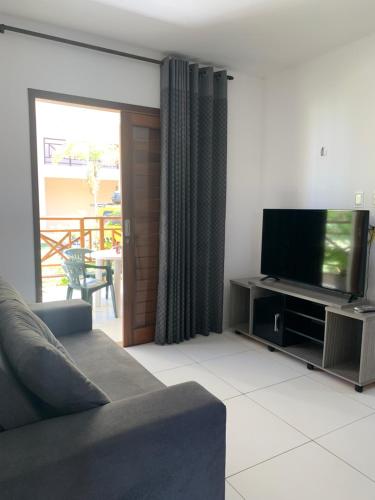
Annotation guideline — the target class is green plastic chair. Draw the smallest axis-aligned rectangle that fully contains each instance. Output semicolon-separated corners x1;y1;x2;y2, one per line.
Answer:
62;260;118;318
64;248;92;262
63;247;110;299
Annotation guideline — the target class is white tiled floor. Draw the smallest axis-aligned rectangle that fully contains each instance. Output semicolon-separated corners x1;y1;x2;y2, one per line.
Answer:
225;395;308;476
225;481;243;500
175;332;254;362
249;376;373;438
308;368;375;410
124;331;375;499
317;413;375;481
126;343;194;372
202;350;302;393
155;363;241;401
228;442;375;500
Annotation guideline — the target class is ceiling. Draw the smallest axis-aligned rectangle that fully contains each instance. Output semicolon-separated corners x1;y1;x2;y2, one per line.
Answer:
1;0;375;75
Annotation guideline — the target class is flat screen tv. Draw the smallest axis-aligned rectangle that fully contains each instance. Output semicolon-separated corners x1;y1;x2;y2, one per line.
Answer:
261;209;369;296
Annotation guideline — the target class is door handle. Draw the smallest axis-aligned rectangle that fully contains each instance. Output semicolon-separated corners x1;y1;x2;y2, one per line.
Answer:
124;219;131;238
274;313;280;332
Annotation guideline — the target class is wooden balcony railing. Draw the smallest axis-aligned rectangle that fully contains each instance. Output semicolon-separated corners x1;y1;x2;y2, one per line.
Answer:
40;216;122;279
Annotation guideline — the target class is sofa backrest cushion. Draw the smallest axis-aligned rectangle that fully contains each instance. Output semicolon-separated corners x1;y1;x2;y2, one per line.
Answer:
0;276;44;430
0;300;110;417
21;302;74;363
0;348;43;430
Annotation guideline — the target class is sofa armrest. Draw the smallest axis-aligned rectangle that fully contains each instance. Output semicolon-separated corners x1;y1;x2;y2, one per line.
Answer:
0;382;226;500
29;300;92;337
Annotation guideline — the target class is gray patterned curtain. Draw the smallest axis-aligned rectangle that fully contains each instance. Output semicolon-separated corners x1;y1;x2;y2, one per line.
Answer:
155;57;228;345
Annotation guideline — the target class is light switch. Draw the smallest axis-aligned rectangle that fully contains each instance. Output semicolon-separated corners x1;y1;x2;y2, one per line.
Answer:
355;192;364;208
372;192;375;207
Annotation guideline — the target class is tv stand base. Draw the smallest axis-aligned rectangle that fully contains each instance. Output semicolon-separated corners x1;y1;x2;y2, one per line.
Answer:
230;277;375;393
348;294;358;303
259;275;280;282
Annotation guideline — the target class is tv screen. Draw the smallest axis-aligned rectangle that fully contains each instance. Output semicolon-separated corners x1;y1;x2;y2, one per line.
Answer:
261;209;369;296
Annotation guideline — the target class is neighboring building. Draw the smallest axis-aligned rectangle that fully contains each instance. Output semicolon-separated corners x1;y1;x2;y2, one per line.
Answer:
36;101;121;227
40;136;119;219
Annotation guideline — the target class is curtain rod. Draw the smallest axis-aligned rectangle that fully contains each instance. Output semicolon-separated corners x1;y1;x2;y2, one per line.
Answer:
0;24;234;80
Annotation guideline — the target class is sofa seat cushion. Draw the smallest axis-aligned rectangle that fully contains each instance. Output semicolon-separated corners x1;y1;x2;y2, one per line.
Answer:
59;330;164;401
0;301;110;416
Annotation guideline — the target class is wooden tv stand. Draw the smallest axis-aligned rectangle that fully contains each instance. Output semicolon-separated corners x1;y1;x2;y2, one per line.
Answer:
230;277;375;392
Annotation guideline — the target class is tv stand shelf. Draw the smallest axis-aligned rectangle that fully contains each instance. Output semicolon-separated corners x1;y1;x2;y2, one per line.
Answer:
230;277;375;392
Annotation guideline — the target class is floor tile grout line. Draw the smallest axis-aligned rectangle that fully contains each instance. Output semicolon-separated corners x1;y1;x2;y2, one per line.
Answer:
153;358;239;380
151;361;198;374
175;345;255;364
129;342;255;393
152;362;244;401
202;360;304;397
226;480;245;500
243;374;306;395
245;387;375;443
234;333;375;399
151;346;257;396
228;440;375;491
222;393;246;402
130;341;252;385
131;334;254;365
127;359;196;374
305;373;375;411
127;343;198;364
303;372;375;411
244;392;313;441
312;410;375;441
204;347;306;375
314;440;375;485
197;355;305;396
172;345;209;363
244;374;375;439
195;359;251;396
226;440;312;480
150;356;307;402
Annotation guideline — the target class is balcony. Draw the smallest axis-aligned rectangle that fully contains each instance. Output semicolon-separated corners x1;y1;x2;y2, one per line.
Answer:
40;216;123;343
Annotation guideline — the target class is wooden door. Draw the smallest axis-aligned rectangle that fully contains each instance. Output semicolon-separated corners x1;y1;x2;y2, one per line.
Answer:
122;110;160;347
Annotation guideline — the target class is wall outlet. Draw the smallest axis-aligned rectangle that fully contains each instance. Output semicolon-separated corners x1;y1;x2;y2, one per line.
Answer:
355;191;364;208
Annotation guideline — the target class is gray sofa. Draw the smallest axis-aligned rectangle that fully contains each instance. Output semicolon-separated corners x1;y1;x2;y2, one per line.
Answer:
0;295;226;499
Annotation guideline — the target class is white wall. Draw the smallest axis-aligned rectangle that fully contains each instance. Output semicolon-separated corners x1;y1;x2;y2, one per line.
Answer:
223;73;263;325
0;15;264;311
262;32;375;300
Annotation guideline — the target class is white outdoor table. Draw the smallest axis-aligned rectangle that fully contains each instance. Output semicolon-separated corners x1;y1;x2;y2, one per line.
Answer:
90;248;122;316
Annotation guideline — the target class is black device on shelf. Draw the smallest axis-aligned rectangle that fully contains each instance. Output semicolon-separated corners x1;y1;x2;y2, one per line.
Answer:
261;209;369;297
253;295;286;346
253;294;326;348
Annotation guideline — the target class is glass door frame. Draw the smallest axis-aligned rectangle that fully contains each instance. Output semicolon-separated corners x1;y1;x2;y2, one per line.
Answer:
28;88;159;346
